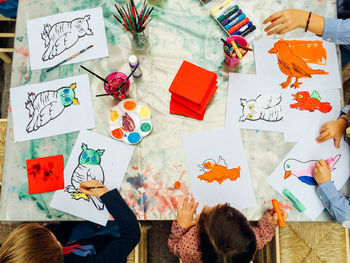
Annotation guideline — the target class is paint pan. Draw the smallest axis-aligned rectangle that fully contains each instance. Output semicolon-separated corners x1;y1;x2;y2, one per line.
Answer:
108;99;152;144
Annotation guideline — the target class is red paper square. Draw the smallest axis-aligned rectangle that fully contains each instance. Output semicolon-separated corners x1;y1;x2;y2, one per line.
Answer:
170;99;205;120
26;155;64;194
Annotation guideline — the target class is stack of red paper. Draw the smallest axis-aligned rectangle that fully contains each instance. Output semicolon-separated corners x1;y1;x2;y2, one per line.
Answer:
169;61;218;120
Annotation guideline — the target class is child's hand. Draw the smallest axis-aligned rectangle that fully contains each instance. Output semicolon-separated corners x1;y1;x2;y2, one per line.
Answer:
316;118;347;148
263;9;308;36
176;197;199;229
79;180;109;197
266;208;288;225
314;159;331;185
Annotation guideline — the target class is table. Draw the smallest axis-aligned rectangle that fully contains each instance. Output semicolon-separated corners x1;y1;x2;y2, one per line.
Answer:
0;0;345;221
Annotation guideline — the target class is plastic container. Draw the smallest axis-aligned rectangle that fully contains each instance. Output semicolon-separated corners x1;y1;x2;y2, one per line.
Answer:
129;55;142;78
104;72;130;101
223;35;248;67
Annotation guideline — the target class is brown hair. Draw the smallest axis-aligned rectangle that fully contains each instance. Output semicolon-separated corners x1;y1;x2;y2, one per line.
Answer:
198;204;257;263
0;223;63;263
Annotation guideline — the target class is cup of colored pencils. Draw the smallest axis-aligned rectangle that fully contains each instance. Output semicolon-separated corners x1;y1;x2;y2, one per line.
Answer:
114;0;153;50
222;35;252;67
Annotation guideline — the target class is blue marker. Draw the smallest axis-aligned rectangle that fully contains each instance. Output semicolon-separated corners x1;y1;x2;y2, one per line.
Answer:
221;9;242;26
232;21;252;35
224;13;246;30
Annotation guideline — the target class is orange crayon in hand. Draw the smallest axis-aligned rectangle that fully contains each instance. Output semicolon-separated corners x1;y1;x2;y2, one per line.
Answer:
272;199;286;227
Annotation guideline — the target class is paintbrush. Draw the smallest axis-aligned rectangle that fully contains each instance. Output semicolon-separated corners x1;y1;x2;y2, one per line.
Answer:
83;186;105;190
46;45;93;72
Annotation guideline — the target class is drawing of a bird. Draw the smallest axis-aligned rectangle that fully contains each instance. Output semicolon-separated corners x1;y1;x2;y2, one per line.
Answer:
65;143;105;211
41;15;93;61
198;156;241;184
239;94;282;122
268;39;328;89
25;83;79;133
283;154;341;186
290;91;332;113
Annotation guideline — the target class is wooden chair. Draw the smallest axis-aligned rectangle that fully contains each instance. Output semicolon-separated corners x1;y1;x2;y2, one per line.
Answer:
0;119;7;187
127;222;152;263
0;14;15;64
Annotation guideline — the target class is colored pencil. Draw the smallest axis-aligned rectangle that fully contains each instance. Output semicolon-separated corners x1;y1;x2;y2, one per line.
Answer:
83;186;105;190
46;45;93;72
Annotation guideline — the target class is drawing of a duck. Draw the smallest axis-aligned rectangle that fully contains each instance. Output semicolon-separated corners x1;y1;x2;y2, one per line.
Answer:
198;156;241;184
283;154;341;186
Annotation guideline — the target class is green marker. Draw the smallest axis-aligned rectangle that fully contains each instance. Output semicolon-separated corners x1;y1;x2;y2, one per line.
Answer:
283;188;306;212
217;5;238;22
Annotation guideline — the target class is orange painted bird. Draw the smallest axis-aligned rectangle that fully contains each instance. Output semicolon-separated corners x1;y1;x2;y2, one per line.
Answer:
268;40;328;89
289;91;332;113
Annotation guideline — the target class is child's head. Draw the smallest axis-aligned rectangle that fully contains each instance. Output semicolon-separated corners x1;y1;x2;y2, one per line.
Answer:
0;223;63;263
198;204;257;263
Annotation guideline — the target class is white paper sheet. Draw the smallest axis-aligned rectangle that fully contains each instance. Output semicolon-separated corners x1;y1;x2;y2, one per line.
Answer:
282;88;340;142
254;38;341;90
27;7;109;70
10;74;95;142
267;130;350;221
226;73;283;132
50;130;135;226
182;127;256;212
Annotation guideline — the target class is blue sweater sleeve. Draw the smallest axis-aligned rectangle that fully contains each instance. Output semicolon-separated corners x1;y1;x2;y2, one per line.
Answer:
316;181;350;224
322;17;350;44
64;189;140;263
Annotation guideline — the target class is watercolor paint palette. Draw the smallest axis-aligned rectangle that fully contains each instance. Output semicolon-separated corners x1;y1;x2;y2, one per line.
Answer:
108;99;152;144
200;0;260;42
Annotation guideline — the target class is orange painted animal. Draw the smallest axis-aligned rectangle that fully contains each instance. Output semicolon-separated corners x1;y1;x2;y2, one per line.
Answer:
197;156;241;184
268;39;328;89
290;91;332;113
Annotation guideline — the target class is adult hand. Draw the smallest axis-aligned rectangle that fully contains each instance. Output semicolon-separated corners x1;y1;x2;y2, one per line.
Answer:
176;197;199;229
79;180;109;198
266;208;288;225
263;9;308;35
316;118;346;148
314;159;331;185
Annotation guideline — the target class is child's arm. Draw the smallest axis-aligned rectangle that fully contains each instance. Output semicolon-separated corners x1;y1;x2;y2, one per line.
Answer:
314;160;350;226
168;198;202;262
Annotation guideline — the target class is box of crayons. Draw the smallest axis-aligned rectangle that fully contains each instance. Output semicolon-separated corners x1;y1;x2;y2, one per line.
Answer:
199;0;260;41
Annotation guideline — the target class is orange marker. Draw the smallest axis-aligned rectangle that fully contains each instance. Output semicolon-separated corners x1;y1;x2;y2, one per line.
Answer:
271;199;286;227
228;17;249;35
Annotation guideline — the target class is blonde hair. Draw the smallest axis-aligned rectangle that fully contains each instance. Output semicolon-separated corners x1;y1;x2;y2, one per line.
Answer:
0;223;63;263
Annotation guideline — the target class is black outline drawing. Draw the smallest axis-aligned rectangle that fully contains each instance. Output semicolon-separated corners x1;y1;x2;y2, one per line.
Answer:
239;94;282;122
25;83;79;133
41;15;93;61
283;154;341;186
65;143;105;211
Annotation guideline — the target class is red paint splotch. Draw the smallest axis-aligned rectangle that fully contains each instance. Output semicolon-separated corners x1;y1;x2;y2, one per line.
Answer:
15;47;29;57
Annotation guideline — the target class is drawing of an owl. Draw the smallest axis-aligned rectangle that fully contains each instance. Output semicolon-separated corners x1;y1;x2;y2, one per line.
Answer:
65;143;105;211
41;15;93;61
25;83;79;133
239;94;282;122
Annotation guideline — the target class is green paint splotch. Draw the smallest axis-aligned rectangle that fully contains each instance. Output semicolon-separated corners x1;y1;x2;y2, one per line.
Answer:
17;183;64;219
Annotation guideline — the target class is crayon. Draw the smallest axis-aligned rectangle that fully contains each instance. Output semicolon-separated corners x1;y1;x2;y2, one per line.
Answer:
210;0;231;15
215;1;236;18
283;188;306;212
272;199;286;227
241;25;256;37
217;5;238;22
231;41;242;59
221;9;242;26
232;21;252;35
228;17;249;35
224;13;246;30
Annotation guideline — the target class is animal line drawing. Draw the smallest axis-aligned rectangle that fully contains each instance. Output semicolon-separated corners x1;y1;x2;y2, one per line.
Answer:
283;154;341;186
268;39;328;89
289;90;332;113
25;83;79;133
65;143;105;211
41;15;93;61
198;156;241;184
239;94;282;122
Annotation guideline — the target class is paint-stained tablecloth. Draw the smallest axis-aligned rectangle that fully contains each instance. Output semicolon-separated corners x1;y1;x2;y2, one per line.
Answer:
0;0;346;221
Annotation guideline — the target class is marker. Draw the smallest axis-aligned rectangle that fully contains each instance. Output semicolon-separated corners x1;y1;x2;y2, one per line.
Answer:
228;17;249;35
283;188;306;212
214;1;236;18
47;45;94;72
240;25;256;37
224;13;246;30
221;38;231;48
272;199;286;227
217;5;238;22
221;9;242;27
210;0;231;15
232;21;252;35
